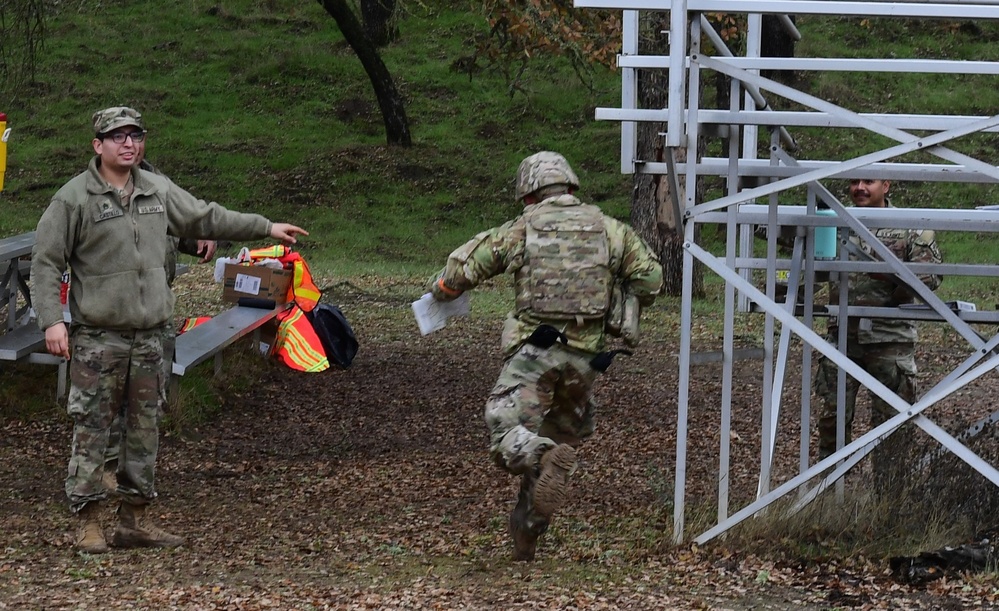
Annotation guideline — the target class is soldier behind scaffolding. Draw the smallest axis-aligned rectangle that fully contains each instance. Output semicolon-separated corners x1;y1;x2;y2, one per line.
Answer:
813;178;942;483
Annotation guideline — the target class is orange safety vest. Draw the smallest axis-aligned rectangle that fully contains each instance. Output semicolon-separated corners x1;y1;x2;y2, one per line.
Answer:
246;246;321;312
272;305;330;372
246;246;327;372
178;317;212;334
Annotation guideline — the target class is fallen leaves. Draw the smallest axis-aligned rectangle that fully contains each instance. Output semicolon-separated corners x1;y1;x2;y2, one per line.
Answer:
1;274;998;609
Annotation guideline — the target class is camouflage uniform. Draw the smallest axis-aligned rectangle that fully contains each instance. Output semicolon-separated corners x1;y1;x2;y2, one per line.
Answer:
430;152;663;560
815;214;942;472
104;159;205;468
32;107;276;516
68;327;164;505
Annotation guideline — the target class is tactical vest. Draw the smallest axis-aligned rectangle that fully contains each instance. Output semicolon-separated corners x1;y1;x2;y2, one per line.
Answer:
829;226;927;343
518;200;611;320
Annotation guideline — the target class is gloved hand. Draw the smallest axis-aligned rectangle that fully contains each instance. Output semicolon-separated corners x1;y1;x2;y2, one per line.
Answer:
589;349;633;372
429;269;462;302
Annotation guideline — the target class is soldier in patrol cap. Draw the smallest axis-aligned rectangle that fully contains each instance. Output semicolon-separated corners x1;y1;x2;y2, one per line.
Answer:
31;105;308;554
101;110;219;494
428;151;663;560
814;178;942;480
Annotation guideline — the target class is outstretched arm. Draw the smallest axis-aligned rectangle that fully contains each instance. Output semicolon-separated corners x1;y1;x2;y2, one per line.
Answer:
429;221;522;302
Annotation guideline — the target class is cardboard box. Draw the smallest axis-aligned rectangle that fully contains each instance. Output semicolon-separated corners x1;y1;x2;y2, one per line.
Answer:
257;318;280;355
222;263;292;304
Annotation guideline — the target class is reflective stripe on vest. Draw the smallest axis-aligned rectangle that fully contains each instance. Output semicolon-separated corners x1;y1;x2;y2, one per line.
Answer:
178;317;212;335
282;252;321;312
247;245;289;260
273;305;329;372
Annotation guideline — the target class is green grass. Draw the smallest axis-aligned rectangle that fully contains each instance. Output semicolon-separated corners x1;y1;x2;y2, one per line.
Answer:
4;3;999;272
0;0;628;277
0;359;65;417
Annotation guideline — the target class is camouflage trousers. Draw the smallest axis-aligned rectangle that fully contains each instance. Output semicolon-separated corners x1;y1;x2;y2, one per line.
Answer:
814;337;917;475
66;325;167;513
105;321;175;466
485;342;597;475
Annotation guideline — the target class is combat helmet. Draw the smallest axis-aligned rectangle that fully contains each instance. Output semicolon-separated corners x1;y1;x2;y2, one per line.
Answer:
515;151;580;202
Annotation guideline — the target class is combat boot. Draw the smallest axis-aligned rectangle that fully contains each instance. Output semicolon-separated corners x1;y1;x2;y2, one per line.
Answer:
75;502;109;554
112;502;185;549
533;444;577;520
509;474;549;561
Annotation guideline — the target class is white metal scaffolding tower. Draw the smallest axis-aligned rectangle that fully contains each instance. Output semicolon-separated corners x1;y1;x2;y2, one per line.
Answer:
575;0;999;543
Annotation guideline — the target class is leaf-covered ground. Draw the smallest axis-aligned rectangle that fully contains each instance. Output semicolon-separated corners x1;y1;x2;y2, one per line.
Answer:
1;269;997;610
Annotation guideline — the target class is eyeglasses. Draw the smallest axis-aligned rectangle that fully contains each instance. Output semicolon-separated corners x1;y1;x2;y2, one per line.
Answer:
103;130;146;144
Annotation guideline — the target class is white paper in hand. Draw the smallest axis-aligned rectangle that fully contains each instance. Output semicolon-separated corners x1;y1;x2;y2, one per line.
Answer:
412;292;470;335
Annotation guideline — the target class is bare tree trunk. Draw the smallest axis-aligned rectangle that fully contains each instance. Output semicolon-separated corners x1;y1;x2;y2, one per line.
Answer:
631;15;703;297
315;0;411;146
0;0;46;106
761;14;797;85
360;0;398;47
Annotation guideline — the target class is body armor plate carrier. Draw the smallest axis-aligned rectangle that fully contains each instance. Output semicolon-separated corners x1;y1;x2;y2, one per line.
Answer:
522;202;611;320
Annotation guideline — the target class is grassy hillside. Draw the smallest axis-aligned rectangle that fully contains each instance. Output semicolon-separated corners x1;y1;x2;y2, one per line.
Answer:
0;0;629;277
791;15;999;220
2;3;997;280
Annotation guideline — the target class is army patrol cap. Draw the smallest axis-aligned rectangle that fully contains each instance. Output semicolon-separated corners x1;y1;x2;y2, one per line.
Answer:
515;151;580;202
92;106;144;136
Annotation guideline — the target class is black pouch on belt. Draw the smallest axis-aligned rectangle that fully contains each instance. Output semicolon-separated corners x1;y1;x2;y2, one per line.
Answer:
525;324;568;349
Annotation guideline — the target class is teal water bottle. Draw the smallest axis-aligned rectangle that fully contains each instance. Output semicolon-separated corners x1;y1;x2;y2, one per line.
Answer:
813;208;838;260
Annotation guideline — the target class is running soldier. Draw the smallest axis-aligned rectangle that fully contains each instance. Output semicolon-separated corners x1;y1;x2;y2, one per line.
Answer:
429;151;663;560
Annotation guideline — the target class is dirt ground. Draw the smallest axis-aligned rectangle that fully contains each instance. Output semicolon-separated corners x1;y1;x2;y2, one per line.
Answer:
1;272;997;610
